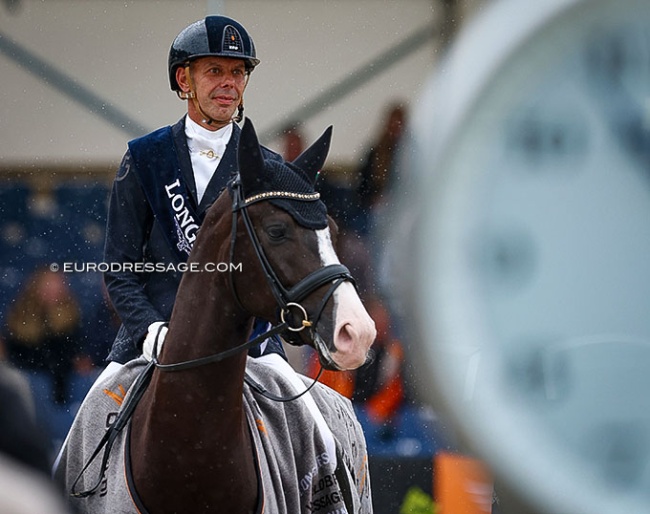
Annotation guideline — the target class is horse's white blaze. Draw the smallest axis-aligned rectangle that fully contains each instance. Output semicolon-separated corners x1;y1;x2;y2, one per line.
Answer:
316;229;376;370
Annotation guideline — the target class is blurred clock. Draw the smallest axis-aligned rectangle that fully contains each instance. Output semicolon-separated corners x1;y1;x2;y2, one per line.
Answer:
407;0;650;512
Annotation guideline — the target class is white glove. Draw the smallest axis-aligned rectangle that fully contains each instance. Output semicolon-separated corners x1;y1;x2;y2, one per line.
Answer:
143;321;168;361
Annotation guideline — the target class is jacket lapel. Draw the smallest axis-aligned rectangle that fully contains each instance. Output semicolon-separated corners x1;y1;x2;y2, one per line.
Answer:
171;118;200;212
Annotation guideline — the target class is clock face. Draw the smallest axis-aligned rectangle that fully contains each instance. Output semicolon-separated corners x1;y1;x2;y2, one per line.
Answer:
410;0;650;512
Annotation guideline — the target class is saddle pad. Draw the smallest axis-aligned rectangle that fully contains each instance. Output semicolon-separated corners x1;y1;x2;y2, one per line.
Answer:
53;356;372;514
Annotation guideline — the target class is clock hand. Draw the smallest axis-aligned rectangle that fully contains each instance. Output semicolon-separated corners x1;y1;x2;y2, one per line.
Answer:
593;86;650;172
583;29;650;173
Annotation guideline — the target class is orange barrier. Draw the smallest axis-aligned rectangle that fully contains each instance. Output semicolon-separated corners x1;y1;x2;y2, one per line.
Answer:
434;452;493;513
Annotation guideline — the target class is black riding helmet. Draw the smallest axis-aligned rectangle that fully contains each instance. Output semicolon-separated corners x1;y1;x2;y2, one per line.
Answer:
168;15;260;92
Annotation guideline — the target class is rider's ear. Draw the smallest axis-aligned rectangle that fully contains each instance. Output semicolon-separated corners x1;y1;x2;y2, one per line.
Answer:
291;126;333;184
238;118;265;194
176;66;194;98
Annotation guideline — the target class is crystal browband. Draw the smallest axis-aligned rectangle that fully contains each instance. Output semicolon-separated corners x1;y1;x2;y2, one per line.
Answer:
243;191;321;205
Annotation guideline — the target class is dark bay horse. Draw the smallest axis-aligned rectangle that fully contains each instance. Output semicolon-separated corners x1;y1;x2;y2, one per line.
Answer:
54;119;376;514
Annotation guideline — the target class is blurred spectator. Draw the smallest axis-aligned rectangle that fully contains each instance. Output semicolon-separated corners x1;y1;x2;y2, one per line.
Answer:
3;267;83;405
0;454;71;514
317;102;409;299
0;362;71;514
317;165;357;230
280;122;305;162
0;361;51;475
335;228;376;299
355;102;408;236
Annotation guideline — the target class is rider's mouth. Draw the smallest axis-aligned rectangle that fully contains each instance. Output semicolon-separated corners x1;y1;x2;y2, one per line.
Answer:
214;95;236;105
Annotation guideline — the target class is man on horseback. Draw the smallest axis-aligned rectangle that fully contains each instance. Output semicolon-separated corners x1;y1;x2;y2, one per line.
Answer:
103;15;285;366
55;16;377;514
55;118;376;513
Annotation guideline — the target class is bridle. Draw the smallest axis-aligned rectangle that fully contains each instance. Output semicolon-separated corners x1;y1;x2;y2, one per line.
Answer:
231;176;354;339
151;174;356;373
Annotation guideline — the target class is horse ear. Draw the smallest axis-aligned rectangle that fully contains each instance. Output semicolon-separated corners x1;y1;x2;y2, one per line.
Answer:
238;118;265;193
292;126;333;184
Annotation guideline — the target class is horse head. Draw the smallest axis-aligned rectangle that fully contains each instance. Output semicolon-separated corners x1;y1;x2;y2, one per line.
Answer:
229;118;376;371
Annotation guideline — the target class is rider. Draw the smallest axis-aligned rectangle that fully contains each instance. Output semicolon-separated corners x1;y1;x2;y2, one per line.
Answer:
104;15;285;365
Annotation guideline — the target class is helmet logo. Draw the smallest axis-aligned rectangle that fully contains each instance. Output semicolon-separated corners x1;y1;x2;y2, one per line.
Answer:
223;25;243;52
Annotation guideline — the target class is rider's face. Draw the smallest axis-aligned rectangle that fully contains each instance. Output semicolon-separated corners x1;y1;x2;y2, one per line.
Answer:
178;56;248;130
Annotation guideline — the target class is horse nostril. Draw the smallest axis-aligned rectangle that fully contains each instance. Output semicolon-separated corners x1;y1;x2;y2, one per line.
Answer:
335;322;356;350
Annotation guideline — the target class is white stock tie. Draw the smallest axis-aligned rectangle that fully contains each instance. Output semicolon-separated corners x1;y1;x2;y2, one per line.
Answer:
186;119;232;202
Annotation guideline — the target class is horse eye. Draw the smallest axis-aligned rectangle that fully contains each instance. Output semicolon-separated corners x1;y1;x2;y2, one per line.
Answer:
266;225;287;241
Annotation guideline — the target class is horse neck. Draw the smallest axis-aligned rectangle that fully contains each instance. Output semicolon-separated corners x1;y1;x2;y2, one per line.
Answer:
130;203;259;512
153;205;253;397
165;255;251;368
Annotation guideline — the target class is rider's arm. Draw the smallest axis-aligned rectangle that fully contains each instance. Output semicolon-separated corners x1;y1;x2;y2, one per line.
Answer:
104;151;164;348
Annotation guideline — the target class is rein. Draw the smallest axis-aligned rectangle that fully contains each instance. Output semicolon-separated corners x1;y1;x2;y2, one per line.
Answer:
151;321;288;372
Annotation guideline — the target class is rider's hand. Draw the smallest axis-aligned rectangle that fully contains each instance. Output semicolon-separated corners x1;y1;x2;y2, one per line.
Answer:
143;321;168;361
